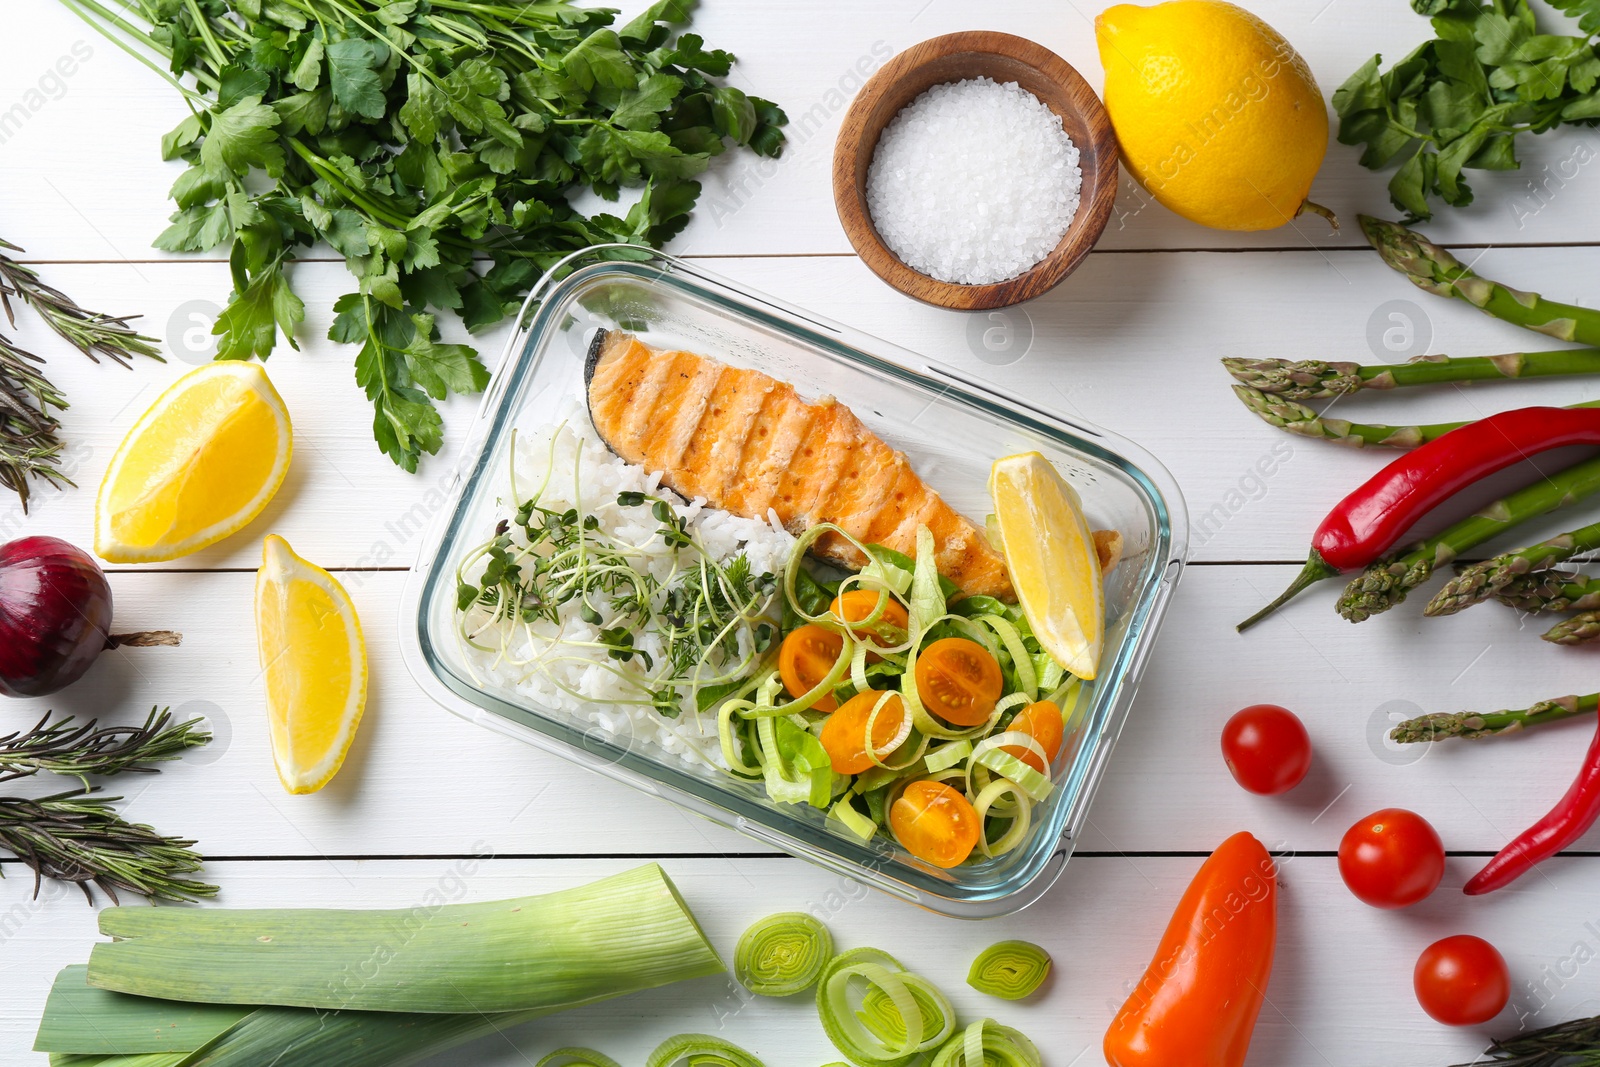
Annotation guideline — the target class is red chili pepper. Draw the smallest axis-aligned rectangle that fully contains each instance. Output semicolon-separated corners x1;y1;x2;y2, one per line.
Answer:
1240;406;1600;630
1464;716;1600;895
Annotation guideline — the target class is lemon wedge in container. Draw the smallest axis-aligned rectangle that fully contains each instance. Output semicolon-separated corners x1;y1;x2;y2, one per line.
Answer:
255;535;366;794
989;453;1104;680
95;362;291;563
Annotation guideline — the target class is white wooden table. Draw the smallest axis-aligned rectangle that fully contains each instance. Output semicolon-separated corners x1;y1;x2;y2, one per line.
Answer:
6;2;1600;1063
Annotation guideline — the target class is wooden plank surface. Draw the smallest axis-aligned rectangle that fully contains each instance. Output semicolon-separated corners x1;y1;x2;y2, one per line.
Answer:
6;857;1600;1067
9;251;1600;570
3;565;1593;857
5;0;1600;1063
5;0;1600;260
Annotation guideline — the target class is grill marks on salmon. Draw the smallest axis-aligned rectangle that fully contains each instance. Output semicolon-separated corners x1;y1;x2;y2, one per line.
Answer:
584;329;1016;601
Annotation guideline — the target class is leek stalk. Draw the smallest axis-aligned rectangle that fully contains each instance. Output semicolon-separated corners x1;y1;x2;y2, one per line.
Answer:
734;913;834;997
41;866;726;1067
35;967;543;1067
816;948;954;1067
36;967;249;1054
647;1034;765;1067
931;1020;1041;1067
965;942;1052;1000
50;1057;188;1067
536;1050;625;1067
87;865;720;1014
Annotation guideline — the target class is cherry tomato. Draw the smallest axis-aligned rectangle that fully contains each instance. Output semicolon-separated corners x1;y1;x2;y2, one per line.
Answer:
820;690;907;774
1338;808;1445;909
830;589;909;649
1221;704;1312;795
778;624;843;713
914;638;1003;726
1414;935;1510;1026
890;780;980;868
1003;700;1064;774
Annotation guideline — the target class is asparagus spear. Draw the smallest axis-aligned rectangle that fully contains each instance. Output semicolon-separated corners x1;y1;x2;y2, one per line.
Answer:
1425;521;1600;617
1224;350;1600;400
1336;455;1600;621
1494;571;1600;612
1234;386;1600;448
1233;385;1455;447
1241;454;1600;630
1390;693;1597;743
1338;555;1434;622
1360;216;1600;346
1544;611;1600;645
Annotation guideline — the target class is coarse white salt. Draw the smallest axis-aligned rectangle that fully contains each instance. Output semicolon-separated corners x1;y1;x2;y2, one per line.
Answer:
865;77;1082;286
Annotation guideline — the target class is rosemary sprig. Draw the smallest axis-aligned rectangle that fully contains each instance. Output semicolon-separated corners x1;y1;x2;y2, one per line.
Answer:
1455;1012;1600;1067
0;236;161;509
0;707;213;903
0;789;215;903
0;238;161;367
0;707;211;786
0;328;70;509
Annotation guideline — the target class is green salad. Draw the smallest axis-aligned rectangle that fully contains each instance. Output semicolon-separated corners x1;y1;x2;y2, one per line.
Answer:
718;524;1079;868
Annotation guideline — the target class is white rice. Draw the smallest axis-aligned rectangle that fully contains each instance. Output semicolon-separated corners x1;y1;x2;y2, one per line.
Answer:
866;77;1082;285
458;406;796;769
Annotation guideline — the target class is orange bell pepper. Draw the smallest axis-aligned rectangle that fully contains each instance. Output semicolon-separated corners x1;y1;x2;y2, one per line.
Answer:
1104;831;1278;1067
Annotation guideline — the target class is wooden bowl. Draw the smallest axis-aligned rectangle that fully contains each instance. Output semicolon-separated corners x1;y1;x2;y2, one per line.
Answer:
832;32;1120;311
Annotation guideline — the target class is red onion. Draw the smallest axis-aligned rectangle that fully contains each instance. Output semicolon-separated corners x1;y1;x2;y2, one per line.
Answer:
0;537;115;697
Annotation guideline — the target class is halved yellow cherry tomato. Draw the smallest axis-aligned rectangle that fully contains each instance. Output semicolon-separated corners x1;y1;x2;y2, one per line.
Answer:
890;780;981;868
830;589;910;649
914;637;1003;726
779;624;843;713
820;690;907;774
1004;700;1064;774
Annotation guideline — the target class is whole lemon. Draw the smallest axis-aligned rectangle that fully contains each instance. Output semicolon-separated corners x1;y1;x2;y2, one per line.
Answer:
1096;1;1331;231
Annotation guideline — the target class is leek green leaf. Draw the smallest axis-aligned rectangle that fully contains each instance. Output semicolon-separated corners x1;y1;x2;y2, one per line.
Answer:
86;865;723;1015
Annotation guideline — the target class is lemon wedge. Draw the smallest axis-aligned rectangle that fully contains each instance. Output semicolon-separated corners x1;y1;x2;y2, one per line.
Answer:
989;453;1104;680
95;362;291;563
255;535;367;794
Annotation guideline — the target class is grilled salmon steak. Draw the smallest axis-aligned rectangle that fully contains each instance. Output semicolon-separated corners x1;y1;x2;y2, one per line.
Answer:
584;329;1015;601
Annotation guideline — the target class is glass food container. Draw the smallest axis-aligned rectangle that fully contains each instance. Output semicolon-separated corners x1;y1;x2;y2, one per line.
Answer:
400;247;1187;919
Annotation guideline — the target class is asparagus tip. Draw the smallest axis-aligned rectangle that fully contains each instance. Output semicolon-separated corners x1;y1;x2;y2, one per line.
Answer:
1356;214;1405;245
1389;713;1480;744
1543;610;1600;645
1423;567;1489;617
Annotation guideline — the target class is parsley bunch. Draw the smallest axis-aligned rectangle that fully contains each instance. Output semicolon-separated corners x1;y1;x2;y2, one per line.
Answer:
65;0;786;470
1333;0;1600;221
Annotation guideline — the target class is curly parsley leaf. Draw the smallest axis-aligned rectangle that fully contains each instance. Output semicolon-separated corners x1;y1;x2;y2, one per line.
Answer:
1337;0;1600;220
621;0;695;44
403;311;490;399
613;73;685;130
331;293;488;471
291;36;324;91
661;33;735;77
80;0;787;470
155;203;233;252
216;241;304;362
1551;0;1600;35
200;95;284;178
326;38;388;119
334;293;440;471
563;30;636;91
399;72;449;141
